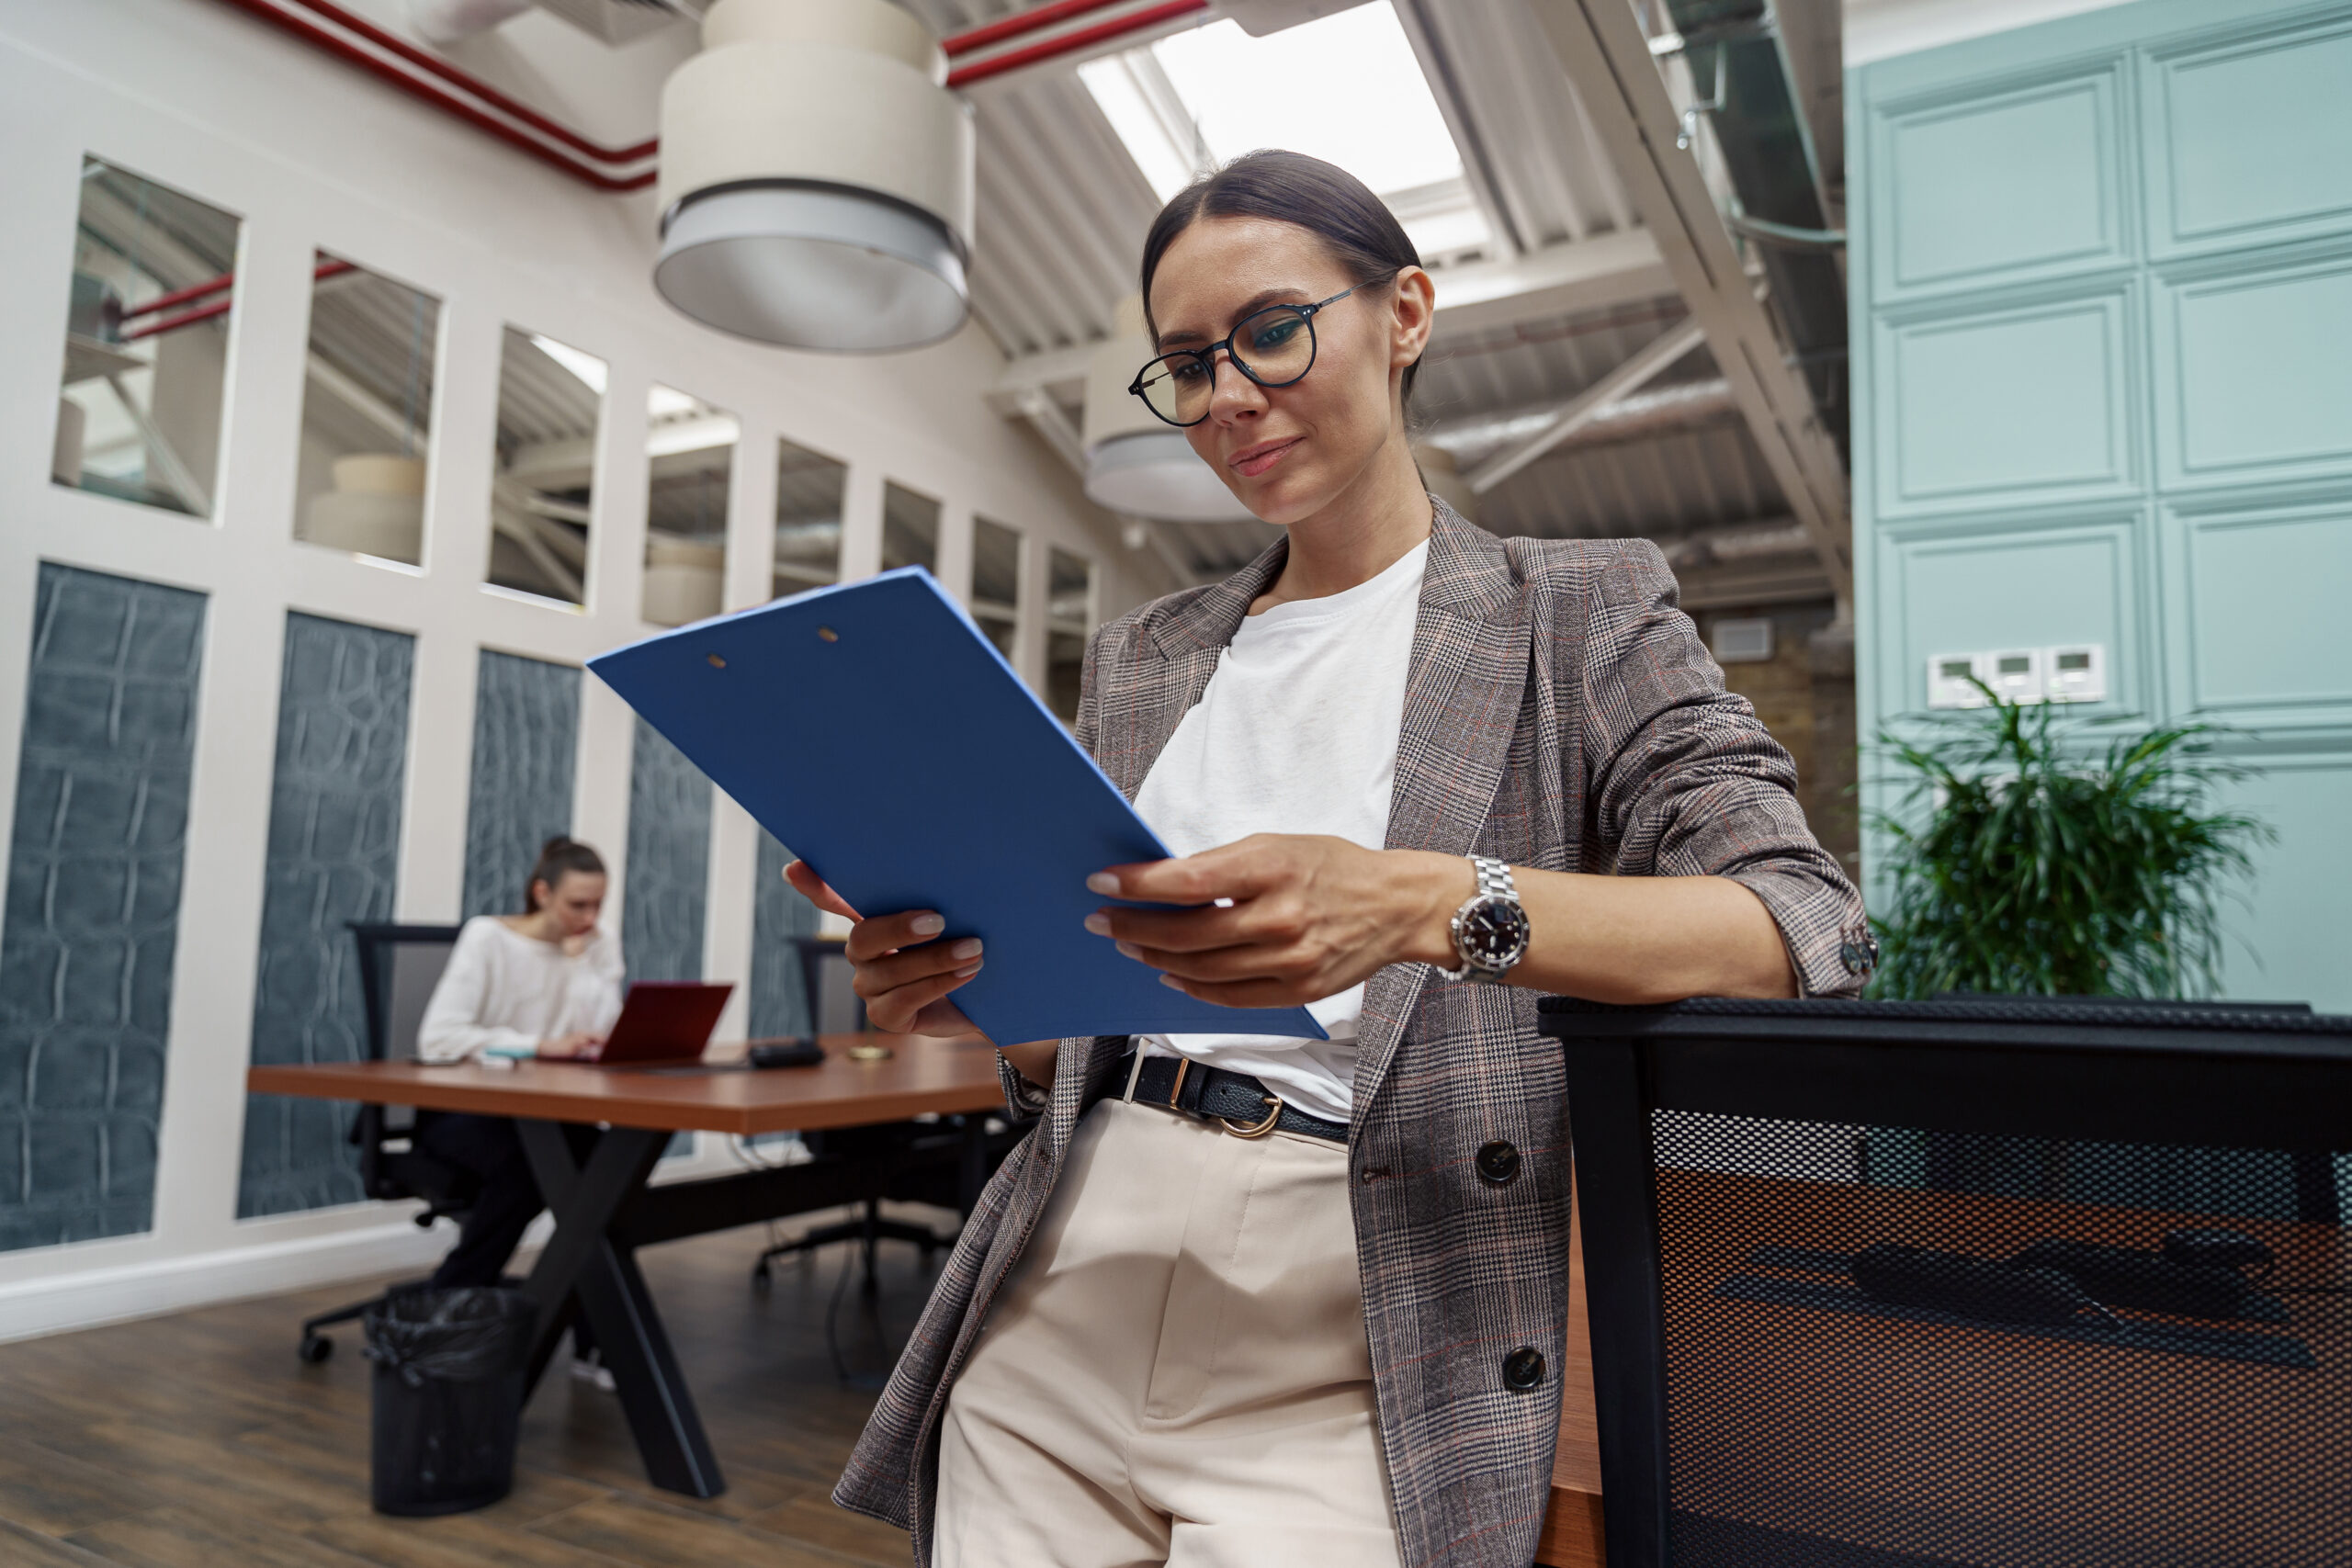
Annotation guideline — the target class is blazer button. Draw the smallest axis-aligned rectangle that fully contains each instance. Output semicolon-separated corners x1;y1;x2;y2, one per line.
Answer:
1476;1140;1521;1186
1503;1347;1545;1391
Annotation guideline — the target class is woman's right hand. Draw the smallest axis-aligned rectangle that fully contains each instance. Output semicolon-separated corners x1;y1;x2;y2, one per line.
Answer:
783;861;986;1038
537;1032;602;1060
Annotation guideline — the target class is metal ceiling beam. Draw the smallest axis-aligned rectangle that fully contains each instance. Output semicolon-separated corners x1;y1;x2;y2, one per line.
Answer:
989;228;1675;409
1466;316;1703;493
1524;0;1853;604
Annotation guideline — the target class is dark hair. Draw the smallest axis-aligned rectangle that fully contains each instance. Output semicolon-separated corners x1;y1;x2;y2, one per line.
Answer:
525;836;605;912
1138;150;1426;411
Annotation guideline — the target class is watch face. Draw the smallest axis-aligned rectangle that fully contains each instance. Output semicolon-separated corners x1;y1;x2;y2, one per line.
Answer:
1460;895;1532;971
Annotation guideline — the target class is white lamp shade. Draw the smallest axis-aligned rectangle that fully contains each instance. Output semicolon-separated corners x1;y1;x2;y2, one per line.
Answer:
656;187;967;352
1085;432;1256;522
1080;297;1255;524
655;0;974;353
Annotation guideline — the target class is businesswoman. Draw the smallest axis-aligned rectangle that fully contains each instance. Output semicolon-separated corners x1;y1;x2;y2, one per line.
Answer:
815;152;1871;1568
414;836;622;1382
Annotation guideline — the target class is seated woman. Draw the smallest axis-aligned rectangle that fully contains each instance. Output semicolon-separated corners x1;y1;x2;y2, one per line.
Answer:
415;835;623;1386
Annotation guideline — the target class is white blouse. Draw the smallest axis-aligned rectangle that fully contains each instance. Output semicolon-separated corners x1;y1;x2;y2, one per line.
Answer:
1129;539;1428;1123
415;916;626;1064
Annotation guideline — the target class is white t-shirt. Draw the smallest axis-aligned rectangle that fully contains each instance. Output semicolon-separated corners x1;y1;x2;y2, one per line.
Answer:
1130;538;1427;1123
416;916;626;1064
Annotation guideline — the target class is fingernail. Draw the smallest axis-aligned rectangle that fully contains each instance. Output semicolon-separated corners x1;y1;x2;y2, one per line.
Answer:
1087;873;1121;897
1115;941;1141;961
1083;913;1111;937
1159;973;1185;990
950;938;983;960
910;914;944;936
955;961;983;977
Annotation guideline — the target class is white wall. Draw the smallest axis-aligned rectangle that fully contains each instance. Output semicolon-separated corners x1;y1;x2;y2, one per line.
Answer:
0;1;1156;1338
1845;0;2143;66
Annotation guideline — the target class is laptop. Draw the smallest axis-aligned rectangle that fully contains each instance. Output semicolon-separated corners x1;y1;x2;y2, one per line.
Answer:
582;981;734;1066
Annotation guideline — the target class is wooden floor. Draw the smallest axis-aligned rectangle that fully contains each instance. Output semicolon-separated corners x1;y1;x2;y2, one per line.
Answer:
0;1220;939;1567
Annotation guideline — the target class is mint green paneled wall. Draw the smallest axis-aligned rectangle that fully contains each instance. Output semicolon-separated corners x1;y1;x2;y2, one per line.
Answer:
1851;0;2352;1010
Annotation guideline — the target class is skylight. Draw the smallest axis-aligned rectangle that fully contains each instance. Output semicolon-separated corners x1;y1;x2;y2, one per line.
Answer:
1080;3;1489;263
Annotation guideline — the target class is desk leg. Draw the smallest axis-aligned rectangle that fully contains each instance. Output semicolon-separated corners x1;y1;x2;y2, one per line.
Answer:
515;1121;727;1499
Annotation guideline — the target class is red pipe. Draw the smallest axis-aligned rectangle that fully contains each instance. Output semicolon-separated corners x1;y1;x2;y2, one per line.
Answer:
212;0;655;191
946;0;1209;88
288;0;658;164
942;0;1134;58
217;0;1202;190
119;259;358;343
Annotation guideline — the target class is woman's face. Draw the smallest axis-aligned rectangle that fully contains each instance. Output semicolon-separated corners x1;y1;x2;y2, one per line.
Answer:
537;871;605;938
1148;217;1430;527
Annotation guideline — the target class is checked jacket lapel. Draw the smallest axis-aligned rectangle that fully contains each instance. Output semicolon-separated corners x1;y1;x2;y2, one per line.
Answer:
1350;503;1531;1125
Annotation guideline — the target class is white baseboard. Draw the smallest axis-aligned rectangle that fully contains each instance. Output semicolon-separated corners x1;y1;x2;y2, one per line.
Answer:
0;1217;453;1346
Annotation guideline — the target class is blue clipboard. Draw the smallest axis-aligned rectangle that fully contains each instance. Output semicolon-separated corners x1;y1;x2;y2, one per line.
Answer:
587;568;1325;1045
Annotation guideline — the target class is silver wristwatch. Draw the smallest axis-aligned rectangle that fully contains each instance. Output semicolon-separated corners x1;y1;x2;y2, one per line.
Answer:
1440;855;1532;982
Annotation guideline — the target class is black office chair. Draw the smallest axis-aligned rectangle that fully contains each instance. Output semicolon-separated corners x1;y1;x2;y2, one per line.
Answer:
750;936;972;1294
1545;994;2352;1568
296;922;474;1363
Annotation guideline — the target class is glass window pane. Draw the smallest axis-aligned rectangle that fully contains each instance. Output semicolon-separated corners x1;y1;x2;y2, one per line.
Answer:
881;481;940;575
487;327;603;608
1047;547;1095;722
293;253;439;566
972;516;1022;658
55;157;242;519
774;437;846;596
642;385;736;626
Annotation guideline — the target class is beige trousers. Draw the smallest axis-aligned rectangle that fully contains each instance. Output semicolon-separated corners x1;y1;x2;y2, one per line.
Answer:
936;1098;1401;1568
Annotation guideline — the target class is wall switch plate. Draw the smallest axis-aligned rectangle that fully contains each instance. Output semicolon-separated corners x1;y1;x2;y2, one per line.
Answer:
1927;651;1989;708
2044;642;2107;703
1986;649;2044;705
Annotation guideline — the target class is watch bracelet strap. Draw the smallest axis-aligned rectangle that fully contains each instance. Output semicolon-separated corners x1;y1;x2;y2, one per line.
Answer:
1443;855;1521;981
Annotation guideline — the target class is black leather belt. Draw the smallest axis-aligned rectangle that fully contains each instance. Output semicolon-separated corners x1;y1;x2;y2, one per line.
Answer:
1116;1051;1348;1144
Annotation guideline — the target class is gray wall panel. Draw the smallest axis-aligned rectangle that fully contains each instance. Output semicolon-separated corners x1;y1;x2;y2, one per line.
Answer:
237;613;413;1218
623;717;709;985
749;831;818;1039
461;651;579;920
0;565;205;1253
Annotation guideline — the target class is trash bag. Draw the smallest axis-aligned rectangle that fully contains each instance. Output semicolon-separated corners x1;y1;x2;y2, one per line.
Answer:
363;1286;537;1516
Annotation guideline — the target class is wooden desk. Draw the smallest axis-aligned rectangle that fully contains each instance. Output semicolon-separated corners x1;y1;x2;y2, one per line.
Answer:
248;1033;1004;1500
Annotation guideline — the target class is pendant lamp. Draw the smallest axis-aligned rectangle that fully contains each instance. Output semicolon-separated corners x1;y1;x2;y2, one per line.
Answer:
1080;297;1255;523
654;0;975;353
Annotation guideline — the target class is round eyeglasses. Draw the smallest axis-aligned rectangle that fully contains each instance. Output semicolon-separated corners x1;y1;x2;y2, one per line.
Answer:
1127;285;1371;428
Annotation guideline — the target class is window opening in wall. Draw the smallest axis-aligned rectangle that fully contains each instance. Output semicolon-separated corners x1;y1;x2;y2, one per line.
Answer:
486;327;603;609
882;481;941;575
972;516;1023;659
1047;546;1096;723
293;253;439;568
642;385;737;626
1080;4;1488;264
774;438;846;596
55;157;242;519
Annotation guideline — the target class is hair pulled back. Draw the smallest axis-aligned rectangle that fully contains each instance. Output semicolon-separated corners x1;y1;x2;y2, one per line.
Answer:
525;836;605;912
1139;150;1427;412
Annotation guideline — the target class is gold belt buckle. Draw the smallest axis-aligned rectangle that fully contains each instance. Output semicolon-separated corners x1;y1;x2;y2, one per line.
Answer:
1217;1094;1283;1139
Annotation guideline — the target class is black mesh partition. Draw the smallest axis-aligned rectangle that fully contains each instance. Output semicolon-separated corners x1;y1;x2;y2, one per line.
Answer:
1544;998;2352;1568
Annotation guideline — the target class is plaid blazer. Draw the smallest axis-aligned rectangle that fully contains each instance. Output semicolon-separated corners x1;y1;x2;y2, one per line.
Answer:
836;503;1869;1566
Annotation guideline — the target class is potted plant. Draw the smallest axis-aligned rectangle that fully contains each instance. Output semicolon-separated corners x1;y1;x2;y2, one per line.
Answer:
1866;689;2271;1000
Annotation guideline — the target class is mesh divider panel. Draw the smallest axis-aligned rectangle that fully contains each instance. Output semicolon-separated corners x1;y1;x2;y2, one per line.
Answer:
1652;1111;2351;1568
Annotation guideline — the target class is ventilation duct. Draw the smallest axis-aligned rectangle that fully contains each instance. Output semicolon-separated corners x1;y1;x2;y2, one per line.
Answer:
653;0;974;352
1080;297;1254;524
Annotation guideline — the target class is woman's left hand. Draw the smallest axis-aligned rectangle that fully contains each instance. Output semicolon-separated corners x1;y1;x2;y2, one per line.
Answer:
1085;835;1464;1010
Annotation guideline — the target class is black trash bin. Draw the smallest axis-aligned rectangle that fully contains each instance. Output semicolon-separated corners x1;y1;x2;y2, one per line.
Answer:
362;1286;537;1516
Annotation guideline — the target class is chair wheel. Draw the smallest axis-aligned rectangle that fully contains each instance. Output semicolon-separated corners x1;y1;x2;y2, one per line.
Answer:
299;1333;334;1364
